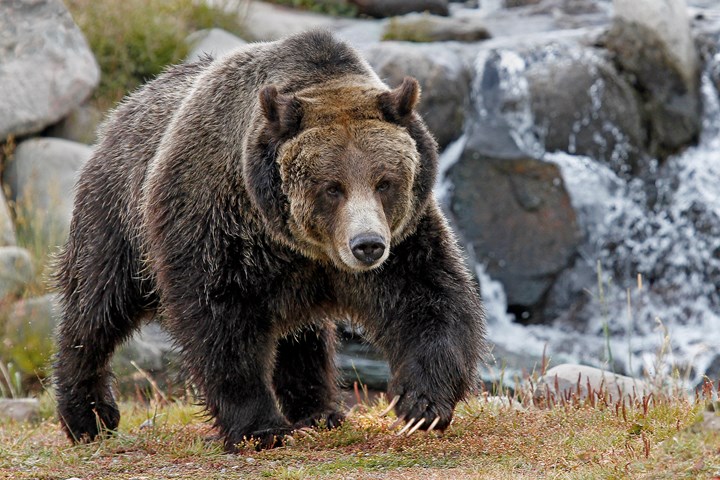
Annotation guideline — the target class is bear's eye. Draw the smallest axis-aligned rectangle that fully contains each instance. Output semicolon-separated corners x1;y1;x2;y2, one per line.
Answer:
376;180;391;193
325;184;342;197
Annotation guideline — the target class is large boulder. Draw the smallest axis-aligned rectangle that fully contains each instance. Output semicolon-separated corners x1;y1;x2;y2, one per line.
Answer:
602;0;700;158
472;44;645;175
3;138;92;257
0;0;99;139
447;144;581;315
364;42;471;148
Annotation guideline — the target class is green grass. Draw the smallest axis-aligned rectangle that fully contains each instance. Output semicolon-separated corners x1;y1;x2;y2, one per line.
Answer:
0;384;717;479
66;0;247;109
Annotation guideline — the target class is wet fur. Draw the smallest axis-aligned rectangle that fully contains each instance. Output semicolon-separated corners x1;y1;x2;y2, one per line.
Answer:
54;30;487;451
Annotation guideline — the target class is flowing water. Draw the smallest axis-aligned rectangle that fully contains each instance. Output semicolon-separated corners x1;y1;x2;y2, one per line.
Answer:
438;52;720;387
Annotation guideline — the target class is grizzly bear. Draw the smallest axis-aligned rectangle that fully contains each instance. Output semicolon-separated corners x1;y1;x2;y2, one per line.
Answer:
54;30;486;451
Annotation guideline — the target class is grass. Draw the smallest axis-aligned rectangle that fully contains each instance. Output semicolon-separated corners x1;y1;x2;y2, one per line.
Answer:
1;381;718;479
65;0;247;109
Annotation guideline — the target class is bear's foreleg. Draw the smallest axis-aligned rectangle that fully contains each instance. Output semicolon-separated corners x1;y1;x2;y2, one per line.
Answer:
368;210;486;433
272;322;345;429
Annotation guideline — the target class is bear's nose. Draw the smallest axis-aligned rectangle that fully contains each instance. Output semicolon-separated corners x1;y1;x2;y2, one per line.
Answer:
350;234;386;265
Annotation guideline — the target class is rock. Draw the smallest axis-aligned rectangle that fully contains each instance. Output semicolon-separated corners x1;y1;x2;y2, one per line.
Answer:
447;146;581;312
348;0;449;18
382;13;491;42
504;0;542;7
0;398;40;423
524;44;645;174
472;44;645;174
0;192;17;247
0;247;34;301
535;363;651;401
4;138;92;257
45;103;104;145
337;336;390;390
1;294;59;376
0;0;99;139
238;1;349;41
603;0;701;158
185;28;247;63
114;320;182;393
363;42;471;147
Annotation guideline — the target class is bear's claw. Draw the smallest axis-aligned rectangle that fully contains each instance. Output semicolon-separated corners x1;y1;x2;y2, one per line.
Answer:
426;415;441;433
379;395;400;417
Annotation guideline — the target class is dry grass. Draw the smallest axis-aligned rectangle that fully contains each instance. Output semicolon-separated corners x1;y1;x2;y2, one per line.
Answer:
1;382;718;479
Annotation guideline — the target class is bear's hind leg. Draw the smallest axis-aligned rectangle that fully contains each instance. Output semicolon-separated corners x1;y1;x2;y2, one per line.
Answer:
273;322;344;429
54;227;153;443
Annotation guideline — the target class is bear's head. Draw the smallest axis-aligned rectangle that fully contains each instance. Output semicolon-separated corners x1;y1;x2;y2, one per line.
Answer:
245;77;437;272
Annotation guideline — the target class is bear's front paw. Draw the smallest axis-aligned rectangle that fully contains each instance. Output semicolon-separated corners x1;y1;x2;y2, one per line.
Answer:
388;388;453;436
225;426;294;452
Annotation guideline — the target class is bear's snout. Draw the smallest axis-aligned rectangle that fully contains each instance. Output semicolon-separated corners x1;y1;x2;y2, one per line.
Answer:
350;234;386;265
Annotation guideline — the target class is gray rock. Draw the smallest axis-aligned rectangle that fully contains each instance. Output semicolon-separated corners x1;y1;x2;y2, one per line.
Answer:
382;13;491;42
349;0;449;17
0;398;40;423
472;44;645;174
235;1;349;42
603;0;701;158
45;103;104;145
448;150;581;310
0;247;34;300
337;338;390;390
0;192;17;247
524;44;645;174
364;42;471;148
4;138;92;257
185;28;247;63
535;363;650;401
0;0;99;139
114;320;182;393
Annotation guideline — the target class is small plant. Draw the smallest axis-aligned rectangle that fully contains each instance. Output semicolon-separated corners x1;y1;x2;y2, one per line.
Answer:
65;0;247;108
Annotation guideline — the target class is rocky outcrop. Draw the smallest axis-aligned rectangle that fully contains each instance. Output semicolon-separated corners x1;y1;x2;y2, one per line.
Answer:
0;0;99;139
447;146;581;314
602;0;701;158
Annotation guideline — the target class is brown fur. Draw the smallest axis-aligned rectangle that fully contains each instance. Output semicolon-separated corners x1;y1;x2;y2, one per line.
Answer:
54;30;487;451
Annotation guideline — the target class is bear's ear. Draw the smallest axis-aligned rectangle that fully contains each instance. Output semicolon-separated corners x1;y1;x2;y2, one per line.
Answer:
259;85;304;139
378;77;421;124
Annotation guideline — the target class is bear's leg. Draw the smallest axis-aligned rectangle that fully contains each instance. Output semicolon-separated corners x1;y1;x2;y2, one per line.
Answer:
166;300;293;451
54;227;152;443
360;208;486;434
272;322;344;429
